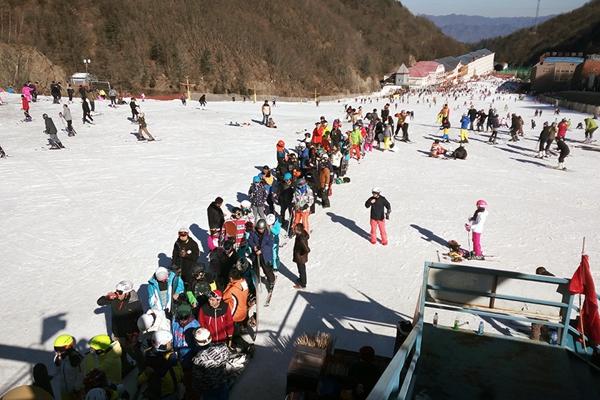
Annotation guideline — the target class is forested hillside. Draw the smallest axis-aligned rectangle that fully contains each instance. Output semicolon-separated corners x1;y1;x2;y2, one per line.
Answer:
477;0;600;66
0;0;465;95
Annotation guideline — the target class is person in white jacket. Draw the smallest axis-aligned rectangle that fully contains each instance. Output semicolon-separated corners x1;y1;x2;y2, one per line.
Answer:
465;199;488;259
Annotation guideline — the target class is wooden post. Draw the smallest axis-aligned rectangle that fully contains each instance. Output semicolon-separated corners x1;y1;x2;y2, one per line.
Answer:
253;85;256;103
179;76;193;101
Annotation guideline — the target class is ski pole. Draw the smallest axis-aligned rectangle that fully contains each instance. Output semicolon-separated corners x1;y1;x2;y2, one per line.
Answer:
466;230;471;254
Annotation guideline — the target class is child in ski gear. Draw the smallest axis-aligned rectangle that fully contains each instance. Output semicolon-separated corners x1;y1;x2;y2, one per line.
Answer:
83;335;123;385
441;116;450;142
292;178;314;233
171;303;200;368
248;175;268;222
465;200;488;259
459;114;470;143
21;95;32;121
293;223;310;289
365;188;391;245
429;140;447;158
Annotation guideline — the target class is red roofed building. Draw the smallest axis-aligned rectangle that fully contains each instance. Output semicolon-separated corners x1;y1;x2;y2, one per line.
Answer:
408;61;444;88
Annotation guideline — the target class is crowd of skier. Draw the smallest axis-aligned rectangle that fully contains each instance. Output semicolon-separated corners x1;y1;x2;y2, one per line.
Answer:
0;79;598;400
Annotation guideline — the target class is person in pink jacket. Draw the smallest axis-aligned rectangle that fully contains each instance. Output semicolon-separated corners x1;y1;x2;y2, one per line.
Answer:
557;119;568;140
21;84;32;102
465;200;488;260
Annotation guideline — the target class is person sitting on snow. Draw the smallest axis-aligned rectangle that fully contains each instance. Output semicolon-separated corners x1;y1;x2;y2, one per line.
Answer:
429;140;447;158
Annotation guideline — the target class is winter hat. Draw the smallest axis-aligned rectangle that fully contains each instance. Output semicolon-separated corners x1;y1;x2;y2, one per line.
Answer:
266;214;276;226
209;289;223;300
194;327;212;346
240;200;251;209
137;313;156;332
253;175;261;183
155;267;169;281
178;226;189;233
176;303;192;319
372;187;381;194
115;280;133;294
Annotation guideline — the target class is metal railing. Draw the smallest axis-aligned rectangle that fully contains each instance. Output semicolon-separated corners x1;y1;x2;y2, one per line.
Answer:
366;323;422;400
367;261;598;400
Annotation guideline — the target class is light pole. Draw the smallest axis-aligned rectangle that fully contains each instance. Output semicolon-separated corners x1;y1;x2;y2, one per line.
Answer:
83;59;91;74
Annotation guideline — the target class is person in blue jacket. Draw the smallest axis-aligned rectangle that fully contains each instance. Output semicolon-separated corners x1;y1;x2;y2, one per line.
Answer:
459;114;470;144
171;303;200;369
148;266;185;318
247;219;276;293
266;214;281;271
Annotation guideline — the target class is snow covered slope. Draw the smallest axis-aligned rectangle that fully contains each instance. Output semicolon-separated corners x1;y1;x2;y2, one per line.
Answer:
0;84;598;398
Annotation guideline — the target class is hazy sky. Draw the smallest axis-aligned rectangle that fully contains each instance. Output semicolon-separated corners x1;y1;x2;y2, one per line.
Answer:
400;0;590;17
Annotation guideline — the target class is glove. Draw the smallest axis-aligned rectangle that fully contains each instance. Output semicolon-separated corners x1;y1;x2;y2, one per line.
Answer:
302;204;308;210
385;213;390;220
465;223;471;232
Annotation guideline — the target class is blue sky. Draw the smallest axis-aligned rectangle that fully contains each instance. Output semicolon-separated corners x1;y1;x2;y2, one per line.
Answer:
400;0;589;17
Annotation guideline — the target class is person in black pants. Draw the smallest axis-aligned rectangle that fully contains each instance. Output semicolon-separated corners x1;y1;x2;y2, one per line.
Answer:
67;84;74;102
82;99;94;124
556;137;570;170
293;223;310;289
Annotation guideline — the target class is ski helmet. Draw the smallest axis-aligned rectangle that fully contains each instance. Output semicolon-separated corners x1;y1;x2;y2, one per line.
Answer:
372;187;381;194
137;313;156;332
476;199;488;208
88;335;112;352
297;178;307;186
54;334;75;352
194;328;212;346
115;280;133;294
253;175;261;184
266;214;276;226
85;388;108;400
152;330;173;351
240;200;251;209
256;219;267;230
283;172;292;181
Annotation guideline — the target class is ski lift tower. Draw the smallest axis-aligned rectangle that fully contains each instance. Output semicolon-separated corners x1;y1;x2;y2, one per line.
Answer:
532;0;541;34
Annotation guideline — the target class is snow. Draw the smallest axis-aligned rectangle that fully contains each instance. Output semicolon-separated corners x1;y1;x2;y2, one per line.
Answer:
1;82;599;398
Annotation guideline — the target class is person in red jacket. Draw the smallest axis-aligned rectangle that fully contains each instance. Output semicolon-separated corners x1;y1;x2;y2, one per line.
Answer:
311;122;324;146
557;119;568;140
198;290;234;344
21;95;32;121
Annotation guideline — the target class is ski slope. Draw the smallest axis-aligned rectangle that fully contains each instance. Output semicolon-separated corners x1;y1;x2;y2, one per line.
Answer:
0;82;599;398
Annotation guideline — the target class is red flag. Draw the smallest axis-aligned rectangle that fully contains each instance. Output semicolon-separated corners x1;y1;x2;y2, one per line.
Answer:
568;255;600;344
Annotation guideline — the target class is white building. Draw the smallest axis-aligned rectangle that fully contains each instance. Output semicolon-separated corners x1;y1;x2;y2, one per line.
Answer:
457;49;495;79
408;61;445;88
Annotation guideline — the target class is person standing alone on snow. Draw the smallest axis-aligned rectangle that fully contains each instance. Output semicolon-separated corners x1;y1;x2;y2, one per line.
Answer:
365;188;391;245
261;100;271;125
465;200;488;260
292;223;310;289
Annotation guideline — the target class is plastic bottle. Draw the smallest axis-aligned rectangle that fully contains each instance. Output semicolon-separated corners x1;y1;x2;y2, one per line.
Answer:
433;313;438;327
477;321;484;336
550;330;558;345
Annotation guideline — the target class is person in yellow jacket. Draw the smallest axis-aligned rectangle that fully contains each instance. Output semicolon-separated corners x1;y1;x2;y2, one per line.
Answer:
349;128;362;160
83;335;123;385
584;116;598;143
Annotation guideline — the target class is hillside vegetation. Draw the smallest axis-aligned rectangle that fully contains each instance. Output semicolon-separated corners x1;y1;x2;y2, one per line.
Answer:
0;0;465;95
477;0;600;66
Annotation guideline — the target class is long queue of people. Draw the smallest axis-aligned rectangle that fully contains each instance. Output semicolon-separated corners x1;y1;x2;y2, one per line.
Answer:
21;102;402;400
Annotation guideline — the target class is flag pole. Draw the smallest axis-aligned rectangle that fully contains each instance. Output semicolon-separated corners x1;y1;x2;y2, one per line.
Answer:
580;236;587;351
